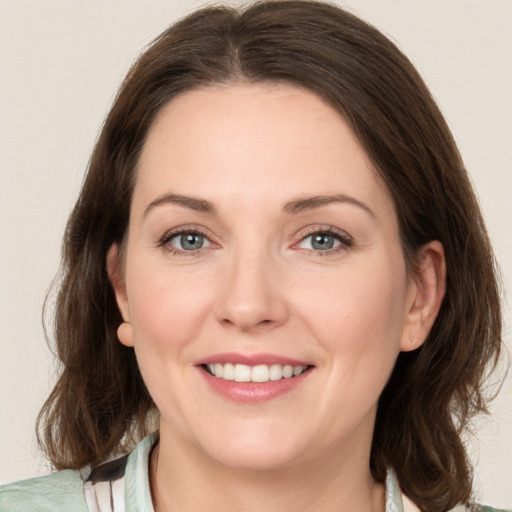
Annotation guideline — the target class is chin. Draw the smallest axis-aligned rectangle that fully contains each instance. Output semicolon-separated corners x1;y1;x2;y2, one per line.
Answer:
191;421;310;471
208;443;305;472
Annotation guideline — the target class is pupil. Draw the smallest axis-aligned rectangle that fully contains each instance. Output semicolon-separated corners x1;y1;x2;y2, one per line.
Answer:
181;233;203;250
312;234;334;250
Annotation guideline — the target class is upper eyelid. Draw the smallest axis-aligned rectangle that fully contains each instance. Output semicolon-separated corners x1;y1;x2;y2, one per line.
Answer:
159;224;216;243
295;225;353;243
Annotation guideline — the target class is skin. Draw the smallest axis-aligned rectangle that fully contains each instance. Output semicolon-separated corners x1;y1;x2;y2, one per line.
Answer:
108;84;445;512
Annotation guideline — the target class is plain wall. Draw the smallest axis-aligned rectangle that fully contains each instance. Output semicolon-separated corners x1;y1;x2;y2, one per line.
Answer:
0;0;510;508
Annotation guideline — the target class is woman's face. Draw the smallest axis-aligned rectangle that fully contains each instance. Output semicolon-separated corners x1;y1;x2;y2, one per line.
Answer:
110;84;427;471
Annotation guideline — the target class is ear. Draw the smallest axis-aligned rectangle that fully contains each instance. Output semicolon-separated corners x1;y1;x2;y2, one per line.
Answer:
106;244;134;347
400;240;446;352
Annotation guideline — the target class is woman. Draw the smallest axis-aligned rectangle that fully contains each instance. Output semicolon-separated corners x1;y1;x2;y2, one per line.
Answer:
0;1;507;511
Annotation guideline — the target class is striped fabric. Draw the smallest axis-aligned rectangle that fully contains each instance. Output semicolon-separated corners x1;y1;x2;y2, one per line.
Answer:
80;455;129;512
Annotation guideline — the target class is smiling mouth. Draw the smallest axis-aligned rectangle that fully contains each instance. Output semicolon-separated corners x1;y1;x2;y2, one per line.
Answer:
202;363;311;383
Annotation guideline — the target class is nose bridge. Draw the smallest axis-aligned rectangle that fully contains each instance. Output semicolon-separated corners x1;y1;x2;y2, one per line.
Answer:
216;237;288;331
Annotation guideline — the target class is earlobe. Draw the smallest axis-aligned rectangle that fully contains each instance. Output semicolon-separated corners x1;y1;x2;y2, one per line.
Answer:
117;321;134;348
400;241;446;352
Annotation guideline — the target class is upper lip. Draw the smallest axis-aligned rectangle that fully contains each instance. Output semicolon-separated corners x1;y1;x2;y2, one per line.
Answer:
197;352;312;367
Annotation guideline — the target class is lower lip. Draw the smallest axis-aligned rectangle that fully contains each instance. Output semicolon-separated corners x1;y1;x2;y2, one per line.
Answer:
198;366;312;403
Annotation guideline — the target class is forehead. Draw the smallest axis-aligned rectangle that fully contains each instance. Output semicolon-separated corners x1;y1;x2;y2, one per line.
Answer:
134;83;394;220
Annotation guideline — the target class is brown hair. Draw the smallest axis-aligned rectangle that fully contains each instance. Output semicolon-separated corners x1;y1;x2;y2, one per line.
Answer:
37;2;502;510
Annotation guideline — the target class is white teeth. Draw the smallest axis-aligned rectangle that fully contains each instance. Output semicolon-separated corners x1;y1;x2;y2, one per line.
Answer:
222;363;234;380
251;365;270;382
293;365;303;376
207;363;307;382
234;364;252;382
282;365;293;378
269;364;283;381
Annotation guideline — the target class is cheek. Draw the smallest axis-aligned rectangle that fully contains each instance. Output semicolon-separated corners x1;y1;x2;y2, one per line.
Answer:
295;258;407;358
125;259;216;353
296;258;408;424
124;260;217;426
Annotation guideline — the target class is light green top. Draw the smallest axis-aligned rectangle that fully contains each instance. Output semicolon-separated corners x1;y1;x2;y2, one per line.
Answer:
0;433;156;512
0;433;509;511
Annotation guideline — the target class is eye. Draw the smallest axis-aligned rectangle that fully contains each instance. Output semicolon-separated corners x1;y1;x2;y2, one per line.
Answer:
303;233;339;250
295;227;352;253
168;231;212;251
299;232;341;251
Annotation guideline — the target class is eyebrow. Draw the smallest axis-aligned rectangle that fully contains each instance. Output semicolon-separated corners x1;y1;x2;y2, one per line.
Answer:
143;192;374;219
144;193;217;217
282;194;375;218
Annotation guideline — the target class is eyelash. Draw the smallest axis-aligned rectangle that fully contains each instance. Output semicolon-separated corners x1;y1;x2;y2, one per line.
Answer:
157;225;353;257
157;226;212;256
294;225;353;256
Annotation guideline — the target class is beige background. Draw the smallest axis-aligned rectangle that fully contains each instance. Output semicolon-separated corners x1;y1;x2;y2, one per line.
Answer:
0;0;510;508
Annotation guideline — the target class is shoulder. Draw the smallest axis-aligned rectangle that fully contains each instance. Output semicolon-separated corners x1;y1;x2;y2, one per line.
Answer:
0;469;87;512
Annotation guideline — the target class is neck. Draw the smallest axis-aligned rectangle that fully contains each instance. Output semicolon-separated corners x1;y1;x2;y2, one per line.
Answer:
150;426;385;512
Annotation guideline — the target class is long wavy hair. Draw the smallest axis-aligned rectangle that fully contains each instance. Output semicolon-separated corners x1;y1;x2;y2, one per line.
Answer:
37;2;503;511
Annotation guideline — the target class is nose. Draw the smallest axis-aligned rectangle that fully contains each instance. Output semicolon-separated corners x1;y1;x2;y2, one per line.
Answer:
215;248;289;333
